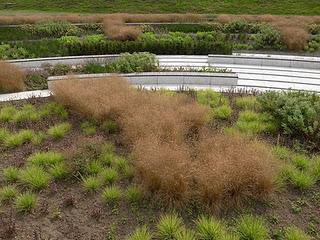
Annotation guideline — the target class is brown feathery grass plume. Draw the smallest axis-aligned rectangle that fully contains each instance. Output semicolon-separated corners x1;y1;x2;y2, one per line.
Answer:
0;61;25;93
280;26;310;51
51;76;278;209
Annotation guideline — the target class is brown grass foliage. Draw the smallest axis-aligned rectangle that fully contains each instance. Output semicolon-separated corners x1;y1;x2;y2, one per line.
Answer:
51;76;277;208
103;13;204;40
0;61;25;93
216;14;320;50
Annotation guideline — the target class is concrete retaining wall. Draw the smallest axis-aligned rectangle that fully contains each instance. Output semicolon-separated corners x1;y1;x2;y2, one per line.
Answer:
47;72;238;89
9;55;119;69
209;54;320;69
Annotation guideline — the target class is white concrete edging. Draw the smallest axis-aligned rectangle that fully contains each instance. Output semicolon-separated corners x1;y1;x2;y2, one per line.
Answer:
47;72;238;89
209;54;320;69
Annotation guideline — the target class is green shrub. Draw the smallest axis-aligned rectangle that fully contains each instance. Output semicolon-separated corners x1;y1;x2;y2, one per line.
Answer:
106;52;159;73
253;26;282;50
15;192;37;213
126;186;143;205
236;215;269;240
81;121;97;136
102;119;119;134
82;176;102;192
0;185;17;202
127;226;152;240
101;186;122;204
195;215;225;240
27;151;64;167
284;226;311;240
2;166;19;182
157;214;184;240
4;129;34;148
235;111;278;135
100;168;118;184
19;166;51;190
236;96;260;111
258;91;320;147
47;122;71;139
0;44;33;60
49;162;69;180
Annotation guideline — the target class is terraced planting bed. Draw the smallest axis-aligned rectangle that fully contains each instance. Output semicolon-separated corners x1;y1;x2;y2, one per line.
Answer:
0;78;320;239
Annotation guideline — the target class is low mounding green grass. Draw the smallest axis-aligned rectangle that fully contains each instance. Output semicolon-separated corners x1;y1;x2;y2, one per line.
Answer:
81;121;97;136
15;192;37;213
284;226;311;240
236;215;269;240
128;226;152;240
0;185;17;202
101;186;121;204
49;162;69;180
27;151;64;167
82;176;102;192
282;166;316;190
2;166;20;182
157;214;184;240
236;96;260;111
126;186;143;205
19;166;51;190
1;0;319;15
4;129;34;148
86;160;104;175
195;215;225;240
47;122;71;139
100;168;118;184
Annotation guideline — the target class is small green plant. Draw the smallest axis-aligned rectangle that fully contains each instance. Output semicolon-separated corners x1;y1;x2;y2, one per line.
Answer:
123;165;135;180
0;105;17;122
176;229;197;240
82;176;102;192
47;122;71;139
2;166;19;182
213;105;233;120
236;96;260;111
292;154;310;170
100;168;118;184
31;131;47;145
235;111;278;135
41;102;68;119
19;166;51;190
0;128;10;142
81;121;97;136
0;185;17;202
126;186;143;205
284;226;311;240
127;226;152;240
195;215;225;240
311;157;320;181
157;214;184;240
86;160;104;175
113;156;128;172
284;167;316;190
272;146;293;161
4;129;34;148
49;162;69;180
102;119;119;134
27;151;64;167
15;192;37;213
100;151;115;166
101;186;121;204
11;104;40;123
236;215;269;240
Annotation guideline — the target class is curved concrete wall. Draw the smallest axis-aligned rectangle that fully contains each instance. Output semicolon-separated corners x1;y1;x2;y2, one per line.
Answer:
47;72;238;89
209;54;320;69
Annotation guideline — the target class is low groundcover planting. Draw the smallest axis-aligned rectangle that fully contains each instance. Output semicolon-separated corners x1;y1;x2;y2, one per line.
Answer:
0;76;319;239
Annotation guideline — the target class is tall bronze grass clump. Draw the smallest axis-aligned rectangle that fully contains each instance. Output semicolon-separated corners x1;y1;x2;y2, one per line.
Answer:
52;77;277;209
0;61;25;93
